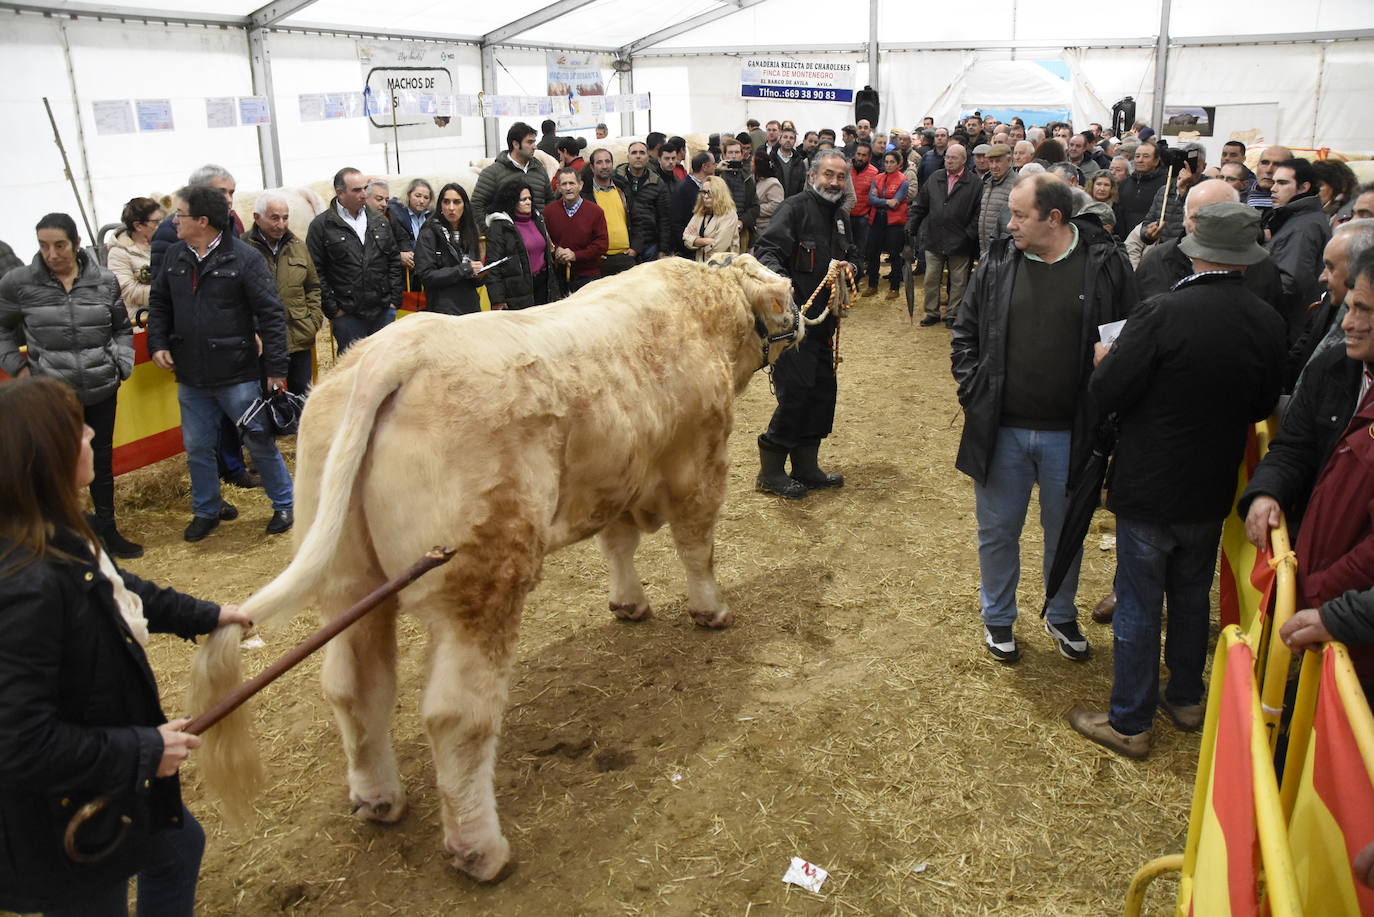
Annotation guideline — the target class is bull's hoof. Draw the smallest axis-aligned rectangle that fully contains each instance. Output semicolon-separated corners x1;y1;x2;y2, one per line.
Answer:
447;835;513;884
689;606;734;629
610;601;652;621
351;793;407;824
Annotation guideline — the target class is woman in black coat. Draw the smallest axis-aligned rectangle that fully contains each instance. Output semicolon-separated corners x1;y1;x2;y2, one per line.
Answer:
0;378;251;917
412;182;485;316
482;175;557;310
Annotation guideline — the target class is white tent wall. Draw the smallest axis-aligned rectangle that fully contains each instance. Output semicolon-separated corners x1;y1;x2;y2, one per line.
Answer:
3;17;260;255
1313;40;1374;154
266;32;485;182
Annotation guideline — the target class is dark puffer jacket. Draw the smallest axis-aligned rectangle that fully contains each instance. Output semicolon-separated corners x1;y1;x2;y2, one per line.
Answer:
470;151;552;226
305;202;404;321
483;212;557;310
146;235;289;387
0;252;133;405
0;531;221;914
616;163;673;256
1113;165;1167;238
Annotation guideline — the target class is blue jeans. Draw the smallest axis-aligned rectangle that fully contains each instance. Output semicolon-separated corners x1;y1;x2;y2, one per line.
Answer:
1109;517;1223;735
973;427;1081;626
45;806;204;917
333;307;395;355
178;381;293;517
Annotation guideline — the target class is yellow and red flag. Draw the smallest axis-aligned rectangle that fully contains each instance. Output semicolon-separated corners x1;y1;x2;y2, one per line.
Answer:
1219;422;1278;634
1286;644;1374;915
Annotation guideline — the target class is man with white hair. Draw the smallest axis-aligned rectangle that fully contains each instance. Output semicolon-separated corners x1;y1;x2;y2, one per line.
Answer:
1012;141;1036;171
909;143;982;326
243;191;323;397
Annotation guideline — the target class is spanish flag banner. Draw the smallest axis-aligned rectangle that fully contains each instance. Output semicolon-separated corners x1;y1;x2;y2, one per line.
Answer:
1285;644;1374;915
1219;422;1277;634
1183;627;1299;917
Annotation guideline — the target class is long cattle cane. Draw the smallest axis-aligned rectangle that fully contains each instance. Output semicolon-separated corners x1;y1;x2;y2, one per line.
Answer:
62;546;457;864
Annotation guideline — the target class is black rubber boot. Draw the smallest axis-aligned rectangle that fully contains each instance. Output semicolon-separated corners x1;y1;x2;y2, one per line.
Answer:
756;444;807;499
96;513;144;559
789;443;844;489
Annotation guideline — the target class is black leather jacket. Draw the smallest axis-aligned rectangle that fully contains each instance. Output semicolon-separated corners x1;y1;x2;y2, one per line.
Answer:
306;201;403;321
950;218;1139;487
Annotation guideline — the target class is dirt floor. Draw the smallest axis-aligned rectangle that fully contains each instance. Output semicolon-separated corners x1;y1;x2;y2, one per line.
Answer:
102;284;1203;916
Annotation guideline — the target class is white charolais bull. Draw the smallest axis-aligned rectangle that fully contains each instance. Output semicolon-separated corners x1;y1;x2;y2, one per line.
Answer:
191;254;802;883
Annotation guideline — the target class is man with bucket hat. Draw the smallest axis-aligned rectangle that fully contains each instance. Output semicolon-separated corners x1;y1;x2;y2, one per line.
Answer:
1066;201;1287;758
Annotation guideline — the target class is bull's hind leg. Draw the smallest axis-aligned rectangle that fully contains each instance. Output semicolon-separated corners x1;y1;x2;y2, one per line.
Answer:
319;550;406;823
666;460;733;628
422;596;522;883
597;515;651;621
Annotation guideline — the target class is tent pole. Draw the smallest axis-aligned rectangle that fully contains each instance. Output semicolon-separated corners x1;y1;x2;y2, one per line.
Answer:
867;0;878;99
248;28;284;188
55;21;99;235
1150;0;1171;132
480;44;499;159
618;62;635;137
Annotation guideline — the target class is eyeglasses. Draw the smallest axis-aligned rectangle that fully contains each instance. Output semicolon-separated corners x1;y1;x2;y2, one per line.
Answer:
172;211;189;221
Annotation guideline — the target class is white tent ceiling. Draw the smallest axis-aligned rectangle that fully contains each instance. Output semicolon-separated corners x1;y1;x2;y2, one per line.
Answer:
1;0;1372;247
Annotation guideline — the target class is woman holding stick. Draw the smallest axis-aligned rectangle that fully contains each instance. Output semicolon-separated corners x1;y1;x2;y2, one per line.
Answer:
0;377;250;917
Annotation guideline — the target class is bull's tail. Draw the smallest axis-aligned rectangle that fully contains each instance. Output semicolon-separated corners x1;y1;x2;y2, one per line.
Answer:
188;347;414;824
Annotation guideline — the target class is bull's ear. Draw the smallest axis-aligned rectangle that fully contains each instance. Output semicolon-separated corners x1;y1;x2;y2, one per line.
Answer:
770;298;784;314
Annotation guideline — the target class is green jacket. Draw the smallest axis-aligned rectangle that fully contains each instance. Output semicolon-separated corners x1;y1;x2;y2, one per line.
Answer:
241;224;323;353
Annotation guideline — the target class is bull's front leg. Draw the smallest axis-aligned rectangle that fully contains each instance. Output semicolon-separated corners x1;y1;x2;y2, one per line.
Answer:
597;515;652;621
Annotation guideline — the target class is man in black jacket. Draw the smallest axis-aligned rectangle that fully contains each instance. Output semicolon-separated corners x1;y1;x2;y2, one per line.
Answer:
952;173;1138;664
1266;157;1332;341
1067;203;1286;758
771;127;808;199
306;166;403;355
147;185;295;541
753;150;855;499
910;143;982;326
615;141;672;260
1114;142;1167;240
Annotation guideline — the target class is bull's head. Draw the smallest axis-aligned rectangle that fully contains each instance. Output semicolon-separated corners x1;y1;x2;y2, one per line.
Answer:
706;253;804;374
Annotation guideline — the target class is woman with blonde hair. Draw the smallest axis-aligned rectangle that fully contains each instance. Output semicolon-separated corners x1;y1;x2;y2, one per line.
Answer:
682;175;739;261
1089;171;1119;205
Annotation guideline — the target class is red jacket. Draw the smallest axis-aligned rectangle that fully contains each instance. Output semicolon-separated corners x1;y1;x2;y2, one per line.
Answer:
850;163;879;219
543;198;609;279
869;170;909;227
551;157;587;194
1297;393;1374;608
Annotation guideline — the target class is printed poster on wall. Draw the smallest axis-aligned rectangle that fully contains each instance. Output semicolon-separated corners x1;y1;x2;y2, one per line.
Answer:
546;52;607;129
358;41;462;142
740;58;854;103
93;100;136;135
135;99;175;132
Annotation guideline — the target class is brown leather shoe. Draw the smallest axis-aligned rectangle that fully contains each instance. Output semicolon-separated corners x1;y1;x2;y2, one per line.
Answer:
1160;697;1205;732
1091;591;1116;624
1067;707;1150;759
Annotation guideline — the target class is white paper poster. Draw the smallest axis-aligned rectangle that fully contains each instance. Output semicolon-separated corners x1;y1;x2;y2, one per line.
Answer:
206;97;237;128
92;100;136;135
135;99;174;132
298;93;326;122
358;41;461;141
238;96;271;126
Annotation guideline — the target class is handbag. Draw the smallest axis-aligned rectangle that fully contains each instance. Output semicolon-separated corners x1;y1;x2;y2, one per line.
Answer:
237;385;307;438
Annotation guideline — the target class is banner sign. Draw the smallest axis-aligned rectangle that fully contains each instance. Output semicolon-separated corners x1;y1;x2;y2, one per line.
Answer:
740;58;854;103
547;52;607;129
358;41;462;142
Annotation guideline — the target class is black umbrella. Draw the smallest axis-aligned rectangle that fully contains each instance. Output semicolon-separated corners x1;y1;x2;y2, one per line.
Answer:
902;239;916;320
1041;417;1118;617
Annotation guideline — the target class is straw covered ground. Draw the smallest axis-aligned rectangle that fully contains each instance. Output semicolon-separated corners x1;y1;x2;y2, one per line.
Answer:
108;286;1206;916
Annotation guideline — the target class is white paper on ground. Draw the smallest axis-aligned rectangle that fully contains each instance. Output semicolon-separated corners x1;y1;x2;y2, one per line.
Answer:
1098;319;1126;344
782;856;829;894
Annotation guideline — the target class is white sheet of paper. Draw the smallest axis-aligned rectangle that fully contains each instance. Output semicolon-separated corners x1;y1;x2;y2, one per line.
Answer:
206;97;237;128
298;93;326;122
93;100;136;135
1098;319;1127;344
781;857;828;894
238;96;271;125
135;99;174;132
476;256;509;273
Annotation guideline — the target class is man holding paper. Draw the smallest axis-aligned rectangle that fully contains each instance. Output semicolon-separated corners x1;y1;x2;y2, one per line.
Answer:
951;173;1137;664
1067;202;1286;758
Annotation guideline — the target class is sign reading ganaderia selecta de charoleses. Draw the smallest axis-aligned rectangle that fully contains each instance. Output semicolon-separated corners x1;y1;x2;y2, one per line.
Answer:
740;59;855;103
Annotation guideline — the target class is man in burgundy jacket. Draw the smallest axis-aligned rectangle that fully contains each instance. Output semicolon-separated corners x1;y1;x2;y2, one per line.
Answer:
545;167;609;294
